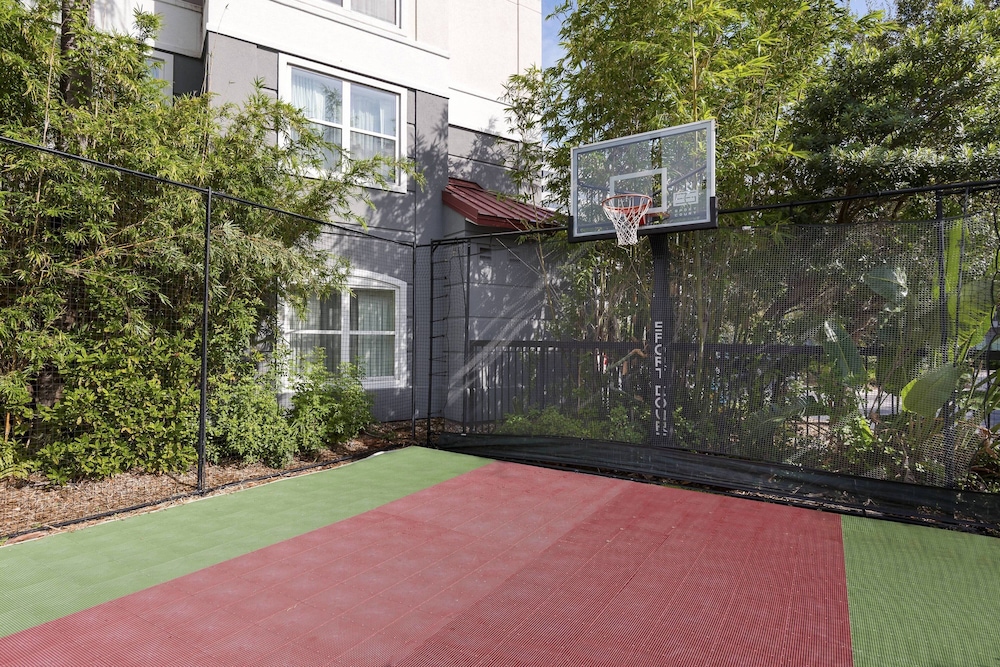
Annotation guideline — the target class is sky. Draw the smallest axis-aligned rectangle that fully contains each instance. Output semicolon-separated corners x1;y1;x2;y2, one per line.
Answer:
541;0;564;69
540;0;892;70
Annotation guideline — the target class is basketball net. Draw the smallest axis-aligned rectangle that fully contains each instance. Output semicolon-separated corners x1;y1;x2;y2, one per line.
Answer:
602;193;652;246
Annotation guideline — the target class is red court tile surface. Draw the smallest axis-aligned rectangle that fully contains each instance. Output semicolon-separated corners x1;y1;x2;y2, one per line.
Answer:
0;461;851;666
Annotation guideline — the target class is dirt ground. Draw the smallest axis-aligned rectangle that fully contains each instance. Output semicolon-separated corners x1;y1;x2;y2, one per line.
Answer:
0;422;426;543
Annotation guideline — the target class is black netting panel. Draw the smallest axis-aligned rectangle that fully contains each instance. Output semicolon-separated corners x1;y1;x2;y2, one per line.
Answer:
1;139;415;538
429;208;1000;529
666;220;992;488
1;140;209;535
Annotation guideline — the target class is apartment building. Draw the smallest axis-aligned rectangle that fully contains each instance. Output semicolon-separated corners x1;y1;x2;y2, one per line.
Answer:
91;0;549;420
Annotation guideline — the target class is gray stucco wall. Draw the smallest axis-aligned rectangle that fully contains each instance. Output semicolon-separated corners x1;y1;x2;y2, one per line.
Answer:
202;34;449;245
433;237;550;423
204;34;278;100
413;91;449;244
199;36;459;421
447;126;516;194
172;53;205;96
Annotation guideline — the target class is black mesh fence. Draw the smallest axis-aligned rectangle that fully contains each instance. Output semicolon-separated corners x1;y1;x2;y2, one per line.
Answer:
1;137;415;538
5;132;1000;538
429;192;1000;530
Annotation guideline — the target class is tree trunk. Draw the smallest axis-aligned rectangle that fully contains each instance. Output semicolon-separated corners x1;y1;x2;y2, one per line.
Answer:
59;0;93;108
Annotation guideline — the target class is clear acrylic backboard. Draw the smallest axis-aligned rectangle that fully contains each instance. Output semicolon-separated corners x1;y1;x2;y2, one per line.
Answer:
569;120;716;242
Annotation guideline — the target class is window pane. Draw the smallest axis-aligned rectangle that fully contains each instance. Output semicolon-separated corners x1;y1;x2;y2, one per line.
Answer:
350;334;394;377
290;333;341;373
146;57;165;80
291;123;342;170
351;0;396;23
350;289;394;331
350;133;395;160
291;69;342;124
351;85;396;136
288;294;342;331
306;123;343;171
350;133;396;179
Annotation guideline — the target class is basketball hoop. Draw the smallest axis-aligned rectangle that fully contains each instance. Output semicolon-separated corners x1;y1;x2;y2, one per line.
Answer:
602;193;652;246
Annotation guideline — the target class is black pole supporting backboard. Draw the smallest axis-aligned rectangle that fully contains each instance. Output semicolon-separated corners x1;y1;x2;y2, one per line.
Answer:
649;235;675;447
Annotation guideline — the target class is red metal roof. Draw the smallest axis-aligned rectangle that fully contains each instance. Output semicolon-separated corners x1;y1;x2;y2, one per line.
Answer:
442;178;555;230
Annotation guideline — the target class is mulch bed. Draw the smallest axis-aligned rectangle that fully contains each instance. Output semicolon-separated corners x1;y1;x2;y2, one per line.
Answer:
1;422;424;543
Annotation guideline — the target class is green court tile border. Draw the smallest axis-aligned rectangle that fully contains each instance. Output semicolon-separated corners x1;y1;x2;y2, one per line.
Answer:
842;515;1000;667
0;447;489;638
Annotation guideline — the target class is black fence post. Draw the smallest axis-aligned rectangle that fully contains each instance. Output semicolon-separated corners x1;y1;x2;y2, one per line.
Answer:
197;188;212;492
426;243;435;446
410;243;417;439
463;241;472;433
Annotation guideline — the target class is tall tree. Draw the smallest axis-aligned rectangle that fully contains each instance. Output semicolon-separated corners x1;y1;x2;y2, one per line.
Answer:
507;0;862;212
503;0;863;344
790;0;1000;206
59;0;93;109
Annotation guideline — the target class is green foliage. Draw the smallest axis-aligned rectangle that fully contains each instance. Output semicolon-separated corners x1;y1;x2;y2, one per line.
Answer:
206;367;295;468
0;0;406;482
821;320;866;384
966;429;1000;493
289;356;373;454
1;371;32;439
502;0;861;343
790;0;1000;203
864;265;909;304
496;405;645;444
32;336;199;482
0;442;29;481
505;0;860;214
900;364;965;418
1;383;30;479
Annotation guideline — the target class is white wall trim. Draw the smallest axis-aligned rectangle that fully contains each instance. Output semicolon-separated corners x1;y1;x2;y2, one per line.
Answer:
211;1;450;60
154;0;203;12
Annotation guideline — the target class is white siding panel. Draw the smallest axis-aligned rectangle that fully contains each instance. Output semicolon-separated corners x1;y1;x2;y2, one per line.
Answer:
93;0;204;58
206;0;449;97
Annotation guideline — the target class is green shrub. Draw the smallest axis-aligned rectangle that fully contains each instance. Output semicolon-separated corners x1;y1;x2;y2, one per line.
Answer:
496;405;645;444
289;356;373;454
1;372;32;481
32;336;199;484
0;441;30;482
206;367;295;468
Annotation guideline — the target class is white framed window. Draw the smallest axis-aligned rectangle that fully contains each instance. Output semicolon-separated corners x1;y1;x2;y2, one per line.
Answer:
285;271;407;389
325;0;397;24
281;56;404;188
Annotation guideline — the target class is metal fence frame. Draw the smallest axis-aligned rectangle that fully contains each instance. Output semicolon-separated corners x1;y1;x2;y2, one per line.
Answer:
0;135;420;538
426;189;1000;531
5;133;1000;534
